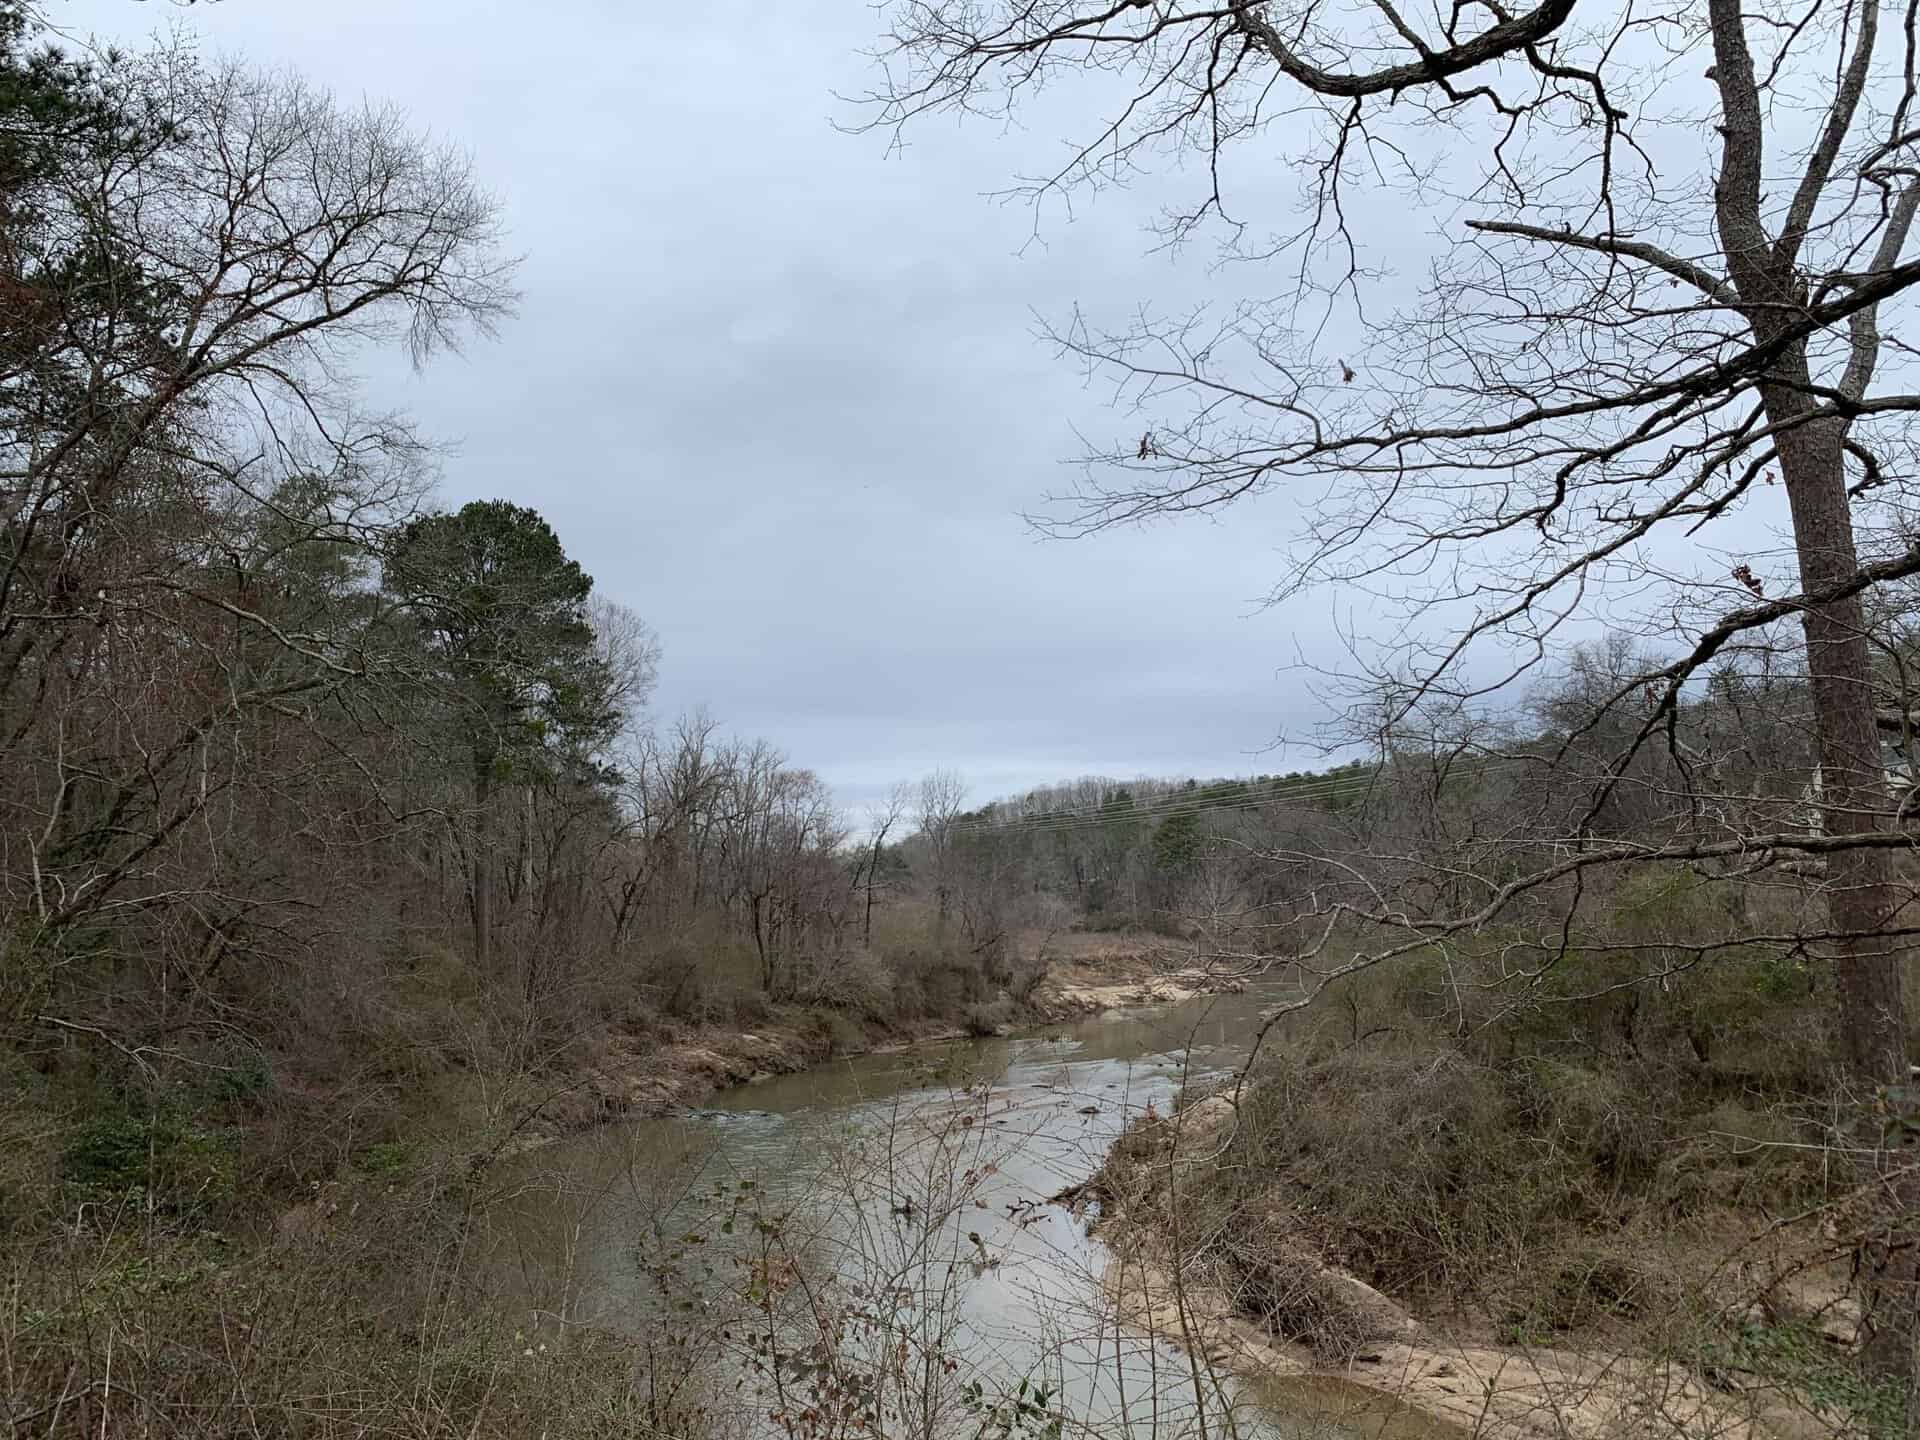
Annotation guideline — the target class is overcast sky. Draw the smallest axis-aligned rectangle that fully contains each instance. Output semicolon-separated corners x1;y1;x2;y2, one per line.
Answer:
50;0;1426;811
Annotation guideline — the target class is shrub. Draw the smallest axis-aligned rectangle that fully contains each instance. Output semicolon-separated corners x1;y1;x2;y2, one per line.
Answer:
5;1193;681;1440
1105;1018;1842;1335
61;1106;239;1223
961;999;1011;1037
816;1008;867;1057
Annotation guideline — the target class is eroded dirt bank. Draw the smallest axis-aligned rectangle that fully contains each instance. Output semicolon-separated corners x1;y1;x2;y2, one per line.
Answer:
1081;1094;1862;1440
525;933;1244;1141
1035;940;1248;1018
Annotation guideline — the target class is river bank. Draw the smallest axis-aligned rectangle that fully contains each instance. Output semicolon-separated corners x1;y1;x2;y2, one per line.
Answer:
516;934;1245;1143
485;975;1312;1439
1081;1085;1881;1440
496;966;1849;1440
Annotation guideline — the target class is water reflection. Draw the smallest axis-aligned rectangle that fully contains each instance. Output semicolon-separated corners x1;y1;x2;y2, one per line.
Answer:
489;987;1448;1440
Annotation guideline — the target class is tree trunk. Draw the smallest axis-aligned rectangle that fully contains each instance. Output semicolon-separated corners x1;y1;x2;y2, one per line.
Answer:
1709;0;1914;1370
750;893;773;995
471;747;494;973
520;784;536;902
864;835;883;946
1711;0;1907;1087
1771;396;1915;1389
1773;413;1909;1084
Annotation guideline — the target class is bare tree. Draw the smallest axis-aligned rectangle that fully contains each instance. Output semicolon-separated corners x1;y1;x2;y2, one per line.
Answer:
871;0;1920;1080
589;596;663;726
858;781;914;946
608;709;727;947
873;0;1920;1375
0;41;513;980
915;769;968;946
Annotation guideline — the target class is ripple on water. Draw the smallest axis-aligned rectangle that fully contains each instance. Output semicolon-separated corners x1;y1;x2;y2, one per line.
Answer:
495;981;1359;1439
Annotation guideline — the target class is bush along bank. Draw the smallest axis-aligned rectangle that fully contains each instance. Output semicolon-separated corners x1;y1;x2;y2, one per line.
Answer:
1077;944;1920;1440
3;918;1236;1438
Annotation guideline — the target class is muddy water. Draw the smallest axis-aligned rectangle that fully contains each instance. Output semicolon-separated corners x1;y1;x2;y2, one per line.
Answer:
492;989;1459;1440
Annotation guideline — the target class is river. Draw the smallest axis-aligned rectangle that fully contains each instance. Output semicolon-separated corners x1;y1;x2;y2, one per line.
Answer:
489;985;1457;1440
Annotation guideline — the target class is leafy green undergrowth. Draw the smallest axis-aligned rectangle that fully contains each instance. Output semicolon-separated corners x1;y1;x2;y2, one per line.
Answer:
1705;1321;1912;1440
60;1108;240;1220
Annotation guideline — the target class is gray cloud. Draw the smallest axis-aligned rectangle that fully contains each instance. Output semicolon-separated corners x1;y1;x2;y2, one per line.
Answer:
61;0;1357;812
